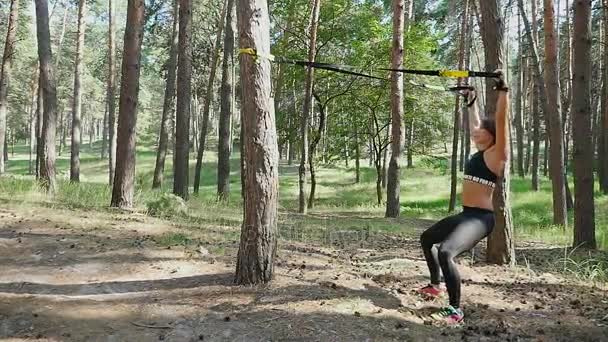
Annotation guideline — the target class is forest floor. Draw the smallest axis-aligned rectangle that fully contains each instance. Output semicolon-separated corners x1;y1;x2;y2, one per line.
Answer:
1;200;608;342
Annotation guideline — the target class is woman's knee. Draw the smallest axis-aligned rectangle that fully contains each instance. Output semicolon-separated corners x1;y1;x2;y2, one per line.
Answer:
420;229;433;247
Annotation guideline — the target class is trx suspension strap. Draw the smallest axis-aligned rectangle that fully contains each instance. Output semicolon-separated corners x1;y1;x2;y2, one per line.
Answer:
381;68;501;79
239;48;499;86
239;48;387;81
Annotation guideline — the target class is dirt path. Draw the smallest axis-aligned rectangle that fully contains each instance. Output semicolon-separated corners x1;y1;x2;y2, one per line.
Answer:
1;205;607;341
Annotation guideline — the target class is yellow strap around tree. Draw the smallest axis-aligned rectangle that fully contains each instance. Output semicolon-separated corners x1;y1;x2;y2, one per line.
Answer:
238;48;275;62
439;70;470;78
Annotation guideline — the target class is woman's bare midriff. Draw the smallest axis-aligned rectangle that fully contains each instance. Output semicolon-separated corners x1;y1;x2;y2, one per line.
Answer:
462;180;494;211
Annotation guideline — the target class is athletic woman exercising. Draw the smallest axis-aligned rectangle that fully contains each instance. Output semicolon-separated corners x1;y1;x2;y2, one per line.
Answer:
418;72;510;324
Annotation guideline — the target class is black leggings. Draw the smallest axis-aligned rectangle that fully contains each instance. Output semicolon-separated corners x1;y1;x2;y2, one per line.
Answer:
420;206;495;308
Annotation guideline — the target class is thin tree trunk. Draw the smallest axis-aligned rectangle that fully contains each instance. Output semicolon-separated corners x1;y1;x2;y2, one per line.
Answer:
217;0;236;201
70;0;86;182
407;117;414;168
36;77;43;178
385;0;405;217
544;0;568;224
55;7;68;158
449;0;469;213
35;0;58;194
110;0;145;209
152;0;179;189
58;111;65;156
516;8;525;178
601;0;608;194
288;79;298;166
173;0;192;200
108;0;117;186
235;0;278;285
571;0;596;248
101;101;108;159
298;0;321;214
0;0;19;175
307;97;328;209
193;1;227;194
354;125;360;183
29;70;39;175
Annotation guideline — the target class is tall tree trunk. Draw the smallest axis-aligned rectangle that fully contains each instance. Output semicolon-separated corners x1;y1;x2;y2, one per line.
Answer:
354;125;360;183
385;0;405;217
55;7;68;158
173;0;192;200
152;0;179;189
519;0;545;192
235;0;278;285
298;0;321;214
531;88;541;190
571;0;596;249
217;0;236;201
0;0;19;175
515;9;525;178
36;78;43;178
108;0;117;186
29;70;39;175
600;0;608;194
58;111;65;156
3;137;7;163
35;0;58;194
110;0;145;209
479;0;515;266
193;1;227;194
542;0;568;225
70;0;86;182
449;0;469;213
407;117;414;168
101;101;108;159
307;98;327;209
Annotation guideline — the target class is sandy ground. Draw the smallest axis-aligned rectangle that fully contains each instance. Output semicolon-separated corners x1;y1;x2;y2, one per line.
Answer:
1;204;607;342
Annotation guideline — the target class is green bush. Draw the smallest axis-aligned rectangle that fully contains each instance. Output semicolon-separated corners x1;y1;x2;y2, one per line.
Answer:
146;193;188;218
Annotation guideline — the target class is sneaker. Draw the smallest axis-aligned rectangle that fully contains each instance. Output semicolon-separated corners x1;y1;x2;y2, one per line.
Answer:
430;306;464;324
417;284;444;299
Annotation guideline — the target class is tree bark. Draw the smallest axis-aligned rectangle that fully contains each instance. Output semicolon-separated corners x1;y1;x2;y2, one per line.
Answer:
101;101;108;159
193;1;227;194
385;0;405;217
479;0;515;266
35;0;58;194
110;0;145;209
217;0;236;201
571;0;596;248
542;0;567;226
600;0;608;194
354;125;360;183
108;0;117;186
298;0;321;214
235;0;279;285
515;9;525;178
307;95;328;209
173;0;192;200
35;77;43;178
70;0;86;182
407;117;414;167
0;0;19;175
29;70;39;175
152;0;179;189
449;0;469;213
519;0;544;192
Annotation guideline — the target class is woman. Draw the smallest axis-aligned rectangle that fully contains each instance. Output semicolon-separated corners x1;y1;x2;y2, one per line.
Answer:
418;73;510;324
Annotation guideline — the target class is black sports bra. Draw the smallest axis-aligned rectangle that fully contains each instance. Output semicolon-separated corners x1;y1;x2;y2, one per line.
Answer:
464;150;497;188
